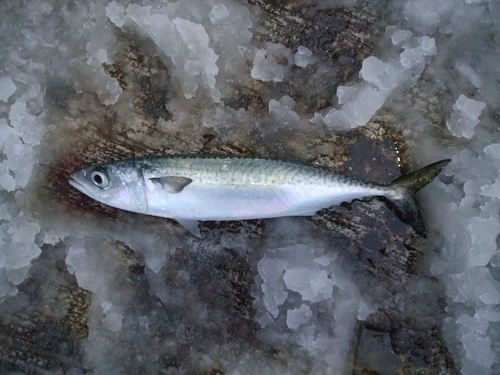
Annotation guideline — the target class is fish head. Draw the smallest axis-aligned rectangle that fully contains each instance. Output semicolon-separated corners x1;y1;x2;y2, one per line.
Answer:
69;162;148;214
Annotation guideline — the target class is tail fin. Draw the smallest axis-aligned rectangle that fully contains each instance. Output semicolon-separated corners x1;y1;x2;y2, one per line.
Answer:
385;159;451;236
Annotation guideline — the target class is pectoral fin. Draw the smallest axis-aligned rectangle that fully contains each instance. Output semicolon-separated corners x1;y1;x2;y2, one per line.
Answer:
176;218;202;238
150;176;193;193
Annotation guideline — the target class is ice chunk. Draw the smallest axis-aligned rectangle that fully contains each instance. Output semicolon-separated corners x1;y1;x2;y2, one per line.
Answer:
446;94;486;139
257;312;274;327
465;217;499;267
102;302;123;332
86;52;123;106
450;268;500;305
337;85;363;105
0;77;17;102
258;256;288;318
82;10;123;107
322;84;385;130
5;217;41;268
483;143;500;161
9;91;44;146
480;144;500;198
314;255;335;267
6;266;30;286
391;29;413;45
361;56;406;91
3;90;45;190
268;95;300;127
5;242;38;270
420;35;436;53
0;163;16;192
173;17;220;100
361;57;388;87
294;46;314;67
253;237;367;372
125;5;221;102
209;4;230;23
66;247;90;284
403;1;455;29
455;62;483;88
357;301;375;320
9;220;40;243
287;304;312;329
0;214;41;301
316;31;437;131
251;43;293;82
283;268;334;302
106;0;125;27
458;310;500;372
462;334;495;372
399;36;436;69
141;241;167;273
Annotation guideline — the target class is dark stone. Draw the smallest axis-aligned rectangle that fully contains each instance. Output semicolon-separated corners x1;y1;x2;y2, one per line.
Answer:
390;329;412;355
365;311;392;333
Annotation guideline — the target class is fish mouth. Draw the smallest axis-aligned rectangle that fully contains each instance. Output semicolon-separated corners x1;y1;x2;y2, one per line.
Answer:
68;171;94;198
68;178;85;192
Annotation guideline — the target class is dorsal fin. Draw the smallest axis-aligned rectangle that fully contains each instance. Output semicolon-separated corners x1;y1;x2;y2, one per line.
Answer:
150;176;193;193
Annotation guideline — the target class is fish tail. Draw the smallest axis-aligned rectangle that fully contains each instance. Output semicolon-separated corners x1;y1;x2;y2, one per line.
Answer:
385;159;451;235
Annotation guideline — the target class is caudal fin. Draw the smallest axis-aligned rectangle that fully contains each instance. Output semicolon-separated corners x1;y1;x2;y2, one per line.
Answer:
386;159;451;235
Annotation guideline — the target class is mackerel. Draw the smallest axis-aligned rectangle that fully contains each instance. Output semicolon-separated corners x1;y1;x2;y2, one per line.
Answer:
68;155;450;237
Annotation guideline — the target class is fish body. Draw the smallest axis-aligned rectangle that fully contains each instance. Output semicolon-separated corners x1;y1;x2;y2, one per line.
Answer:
69;155;450;237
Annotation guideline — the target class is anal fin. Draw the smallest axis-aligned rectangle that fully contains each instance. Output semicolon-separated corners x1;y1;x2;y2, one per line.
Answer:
176;218;202;238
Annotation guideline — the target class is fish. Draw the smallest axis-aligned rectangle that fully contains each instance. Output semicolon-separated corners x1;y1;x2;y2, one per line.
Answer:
68;155;450;237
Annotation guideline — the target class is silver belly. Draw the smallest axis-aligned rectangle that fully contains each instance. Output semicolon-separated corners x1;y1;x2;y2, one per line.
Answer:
143;178;381;221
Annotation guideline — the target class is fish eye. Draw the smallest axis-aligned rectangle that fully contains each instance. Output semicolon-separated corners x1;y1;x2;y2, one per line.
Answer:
90;168;109;189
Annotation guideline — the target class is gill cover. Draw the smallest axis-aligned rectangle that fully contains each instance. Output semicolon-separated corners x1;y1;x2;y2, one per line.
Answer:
69;163;148;214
